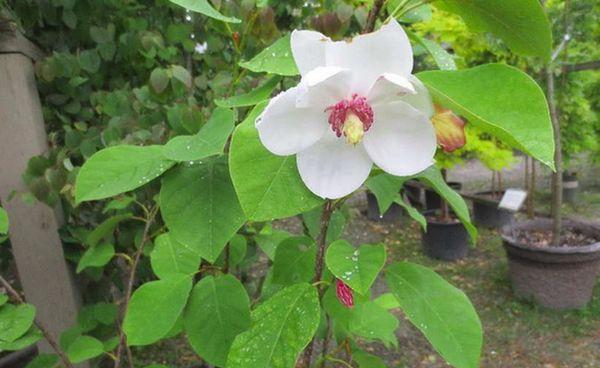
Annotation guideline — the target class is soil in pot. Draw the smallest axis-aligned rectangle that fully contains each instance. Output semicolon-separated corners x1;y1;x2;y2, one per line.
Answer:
424;182;462;210
472;190;514;229
562;172;579;205
421;210;470;261
366;192;403;222
502;218;600;310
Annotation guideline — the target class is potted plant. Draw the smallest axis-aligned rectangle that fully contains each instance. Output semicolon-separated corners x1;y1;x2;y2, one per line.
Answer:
502;0;600;309
463;133;517;228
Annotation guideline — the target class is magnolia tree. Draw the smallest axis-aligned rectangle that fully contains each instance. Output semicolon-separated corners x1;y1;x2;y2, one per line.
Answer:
0;0;556;367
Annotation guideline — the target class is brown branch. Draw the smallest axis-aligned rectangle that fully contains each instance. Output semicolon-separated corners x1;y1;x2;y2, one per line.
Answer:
364;0;386;33
0;275;74;368
114;206;158;368
564;60;600;72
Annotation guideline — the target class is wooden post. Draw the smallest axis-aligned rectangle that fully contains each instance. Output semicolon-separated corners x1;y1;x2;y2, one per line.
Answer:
0;27;83;353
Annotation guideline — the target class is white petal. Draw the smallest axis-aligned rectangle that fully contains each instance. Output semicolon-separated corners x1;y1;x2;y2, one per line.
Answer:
256;86;327;156
367;73;416;106
297;133;373;199
325;20;413;95
400;75;435;118
296;66;353;108
363;101;436;176
291;30;331;76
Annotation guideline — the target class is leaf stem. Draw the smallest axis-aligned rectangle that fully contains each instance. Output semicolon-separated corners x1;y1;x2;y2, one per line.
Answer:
114;205;158;368
0;275;75;368
364;0;387;33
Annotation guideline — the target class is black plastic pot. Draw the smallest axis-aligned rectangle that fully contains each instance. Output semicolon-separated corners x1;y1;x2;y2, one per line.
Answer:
421;210;470;261
562;172;579;204
472;191;515;229
425;182;462;210
366;192;403;222
501;219;600;310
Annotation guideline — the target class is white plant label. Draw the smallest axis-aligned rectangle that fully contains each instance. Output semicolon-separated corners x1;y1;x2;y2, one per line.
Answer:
498;188;528;211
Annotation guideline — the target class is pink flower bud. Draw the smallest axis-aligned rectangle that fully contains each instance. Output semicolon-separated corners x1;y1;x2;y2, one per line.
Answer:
335;279;354;308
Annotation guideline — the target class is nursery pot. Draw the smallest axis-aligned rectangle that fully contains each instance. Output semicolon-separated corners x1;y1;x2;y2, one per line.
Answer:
421;210;470;261
501;219;600;310
425;182;462;210
562;172;579;204
366;192;403;222
472;191;515;229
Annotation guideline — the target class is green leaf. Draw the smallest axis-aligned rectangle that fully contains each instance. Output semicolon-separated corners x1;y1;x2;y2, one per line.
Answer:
229;103;323;221
302;206;348;243
25;354;59;368
394;195;427;230
226;283;320;368
86;213;133;247
413;166;476;241
160;158;246;263
436;0;552;59
0;327;42;351
151;233;201;279
239;34;298;76
0;294;7;307
254;225;293;260
0;304;36;342
215;76;282;108
79;50;100;73
184;275;251;366
373;293;400;310
417;64;554;168
169;0;240;23
349;301;398;347
75;145;175;203
170;65;192;89
103;196;135;213
123;274;193;346
387;262;482;368
66;335;104;363
163;107;235;162
407;30;456;70
150;68;169;93
273;236;316;286
76;242;115;273
325;240;385;295
366;173;405;214
0;207;8;234
353;349;387;368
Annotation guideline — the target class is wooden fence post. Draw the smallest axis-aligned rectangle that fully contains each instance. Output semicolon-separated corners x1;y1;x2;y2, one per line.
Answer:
0;28;83;354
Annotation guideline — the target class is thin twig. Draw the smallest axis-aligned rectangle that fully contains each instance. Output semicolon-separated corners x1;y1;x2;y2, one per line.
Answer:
0;275;75;368
114;206;158;368
364;0;386;33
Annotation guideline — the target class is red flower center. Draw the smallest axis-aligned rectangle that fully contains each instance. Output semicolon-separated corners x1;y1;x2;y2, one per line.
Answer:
326;94;374;140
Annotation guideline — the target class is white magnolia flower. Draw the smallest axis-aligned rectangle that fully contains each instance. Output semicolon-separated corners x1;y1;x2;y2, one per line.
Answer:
256;20;437;199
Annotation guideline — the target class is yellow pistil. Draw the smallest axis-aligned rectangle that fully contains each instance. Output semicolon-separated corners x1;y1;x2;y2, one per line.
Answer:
342;113;365;145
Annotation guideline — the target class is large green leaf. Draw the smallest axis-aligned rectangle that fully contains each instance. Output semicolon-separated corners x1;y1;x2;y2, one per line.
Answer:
0;327;42;351
151;233;202;279
76;242;114;273
160;158;246;263
169;0;240;23
184;275;251;367
366;173;406;214
350;302;398;348
387;262;482;368
226;283;320;367
163;107;235;162
123;274;193;346
417;64;554;168
216;76;282;108
436;0;552;59
229;103;323;221
66;335;104;363
0;207;7;234
0;304;36;342
272;236;316;286
325;240;385;295
75;145;175;203
239;34;299;76
414;166;476;241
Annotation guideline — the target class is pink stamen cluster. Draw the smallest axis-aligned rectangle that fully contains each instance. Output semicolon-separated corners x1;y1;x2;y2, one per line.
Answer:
326;94;374;137
335;279;354;308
